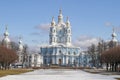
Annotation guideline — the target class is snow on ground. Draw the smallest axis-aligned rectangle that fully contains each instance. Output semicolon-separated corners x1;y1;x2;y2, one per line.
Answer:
0;69;119;80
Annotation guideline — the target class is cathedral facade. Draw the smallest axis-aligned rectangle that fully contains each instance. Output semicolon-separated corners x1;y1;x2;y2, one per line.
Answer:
40;10;81;66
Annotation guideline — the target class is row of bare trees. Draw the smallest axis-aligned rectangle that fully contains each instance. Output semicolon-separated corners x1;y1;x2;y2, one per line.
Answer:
87;40;107;68
87;39;120;72
101;46;120;72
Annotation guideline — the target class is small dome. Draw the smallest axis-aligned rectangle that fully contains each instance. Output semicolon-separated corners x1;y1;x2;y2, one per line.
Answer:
19;40;22;44
66;21;70;26
2;37;10;44
57;22;66;29
2;26;11;47
110;28;118;43
112;32;117;37
19;44;23;51
58;14;63;18
66;17;70;27
58;9;63;17
51;17;56;26
4;26;9;36
18;37;24;51
58;9;63;24
4;31;9;36
112;38;118;42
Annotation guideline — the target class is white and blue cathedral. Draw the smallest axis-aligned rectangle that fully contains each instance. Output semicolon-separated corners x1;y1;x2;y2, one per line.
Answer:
40;10;81;66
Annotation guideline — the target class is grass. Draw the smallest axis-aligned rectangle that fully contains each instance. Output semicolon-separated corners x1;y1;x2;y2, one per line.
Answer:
116;78;120;80
0;69;33;77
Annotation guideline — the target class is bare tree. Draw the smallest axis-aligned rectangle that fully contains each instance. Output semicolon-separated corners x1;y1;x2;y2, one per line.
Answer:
101;46;120;72
97;39;107;68
22;44;28;68
0;46;18;70
88;44;97;67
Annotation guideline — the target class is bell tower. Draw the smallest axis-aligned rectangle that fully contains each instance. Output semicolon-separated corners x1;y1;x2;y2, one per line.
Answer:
49;17;57;45
49;9;72;46
58;9;63;24
65;17;72;46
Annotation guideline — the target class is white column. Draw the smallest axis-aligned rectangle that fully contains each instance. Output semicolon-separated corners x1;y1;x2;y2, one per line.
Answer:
62;56;64;65
56;57;58;64
52;56;55;64
66;56;68;64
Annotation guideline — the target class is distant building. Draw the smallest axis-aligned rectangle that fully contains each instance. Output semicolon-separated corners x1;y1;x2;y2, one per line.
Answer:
16;37;43;68
86;27;119;68
1;26;43;68
2;26;11;48
29;52;43;67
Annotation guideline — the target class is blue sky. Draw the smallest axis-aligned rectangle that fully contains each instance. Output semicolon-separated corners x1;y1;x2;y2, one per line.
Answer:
0;0;120;50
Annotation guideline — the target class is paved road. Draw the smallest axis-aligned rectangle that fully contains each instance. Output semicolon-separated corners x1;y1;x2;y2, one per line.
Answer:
0;69;119;80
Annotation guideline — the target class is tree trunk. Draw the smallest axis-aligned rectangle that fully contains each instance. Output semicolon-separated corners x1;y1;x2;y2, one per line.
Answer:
115;62;118;72
110;63;112;71
111;63;114;72
106;63;108;71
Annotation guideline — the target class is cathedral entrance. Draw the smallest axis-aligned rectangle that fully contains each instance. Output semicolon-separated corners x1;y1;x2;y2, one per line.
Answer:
58;59;62;65
50;59;52;64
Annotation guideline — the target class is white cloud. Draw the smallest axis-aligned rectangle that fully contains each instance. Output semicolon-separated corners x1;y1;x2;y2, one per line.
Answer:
31;23;50;36
73;35;99;50
30;32;41;36
35;23;50;33
105;22;112;27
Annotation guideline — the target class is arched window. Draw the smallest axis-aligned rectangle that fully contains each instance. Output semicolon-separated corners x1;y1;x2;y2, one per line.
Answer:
74;52;76;55
53;29;55;33
54;37;55;42
68;51;70;55
50;37;52;42
59;50;61;53
60;30;61;34
50;59;52;64
73;59;76;66
68;59;70;64
69;30;70;33
44;59;47;64
50;28;52;32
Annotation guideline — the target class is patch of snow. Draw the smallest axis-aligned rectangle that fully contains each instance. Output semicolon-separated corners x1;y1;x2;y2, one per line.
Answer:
0;69;118;80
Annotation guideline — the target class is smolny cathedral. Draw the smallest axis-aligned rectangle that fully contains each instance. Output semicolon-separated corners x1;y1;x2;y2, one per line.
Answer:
40;9;81;66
